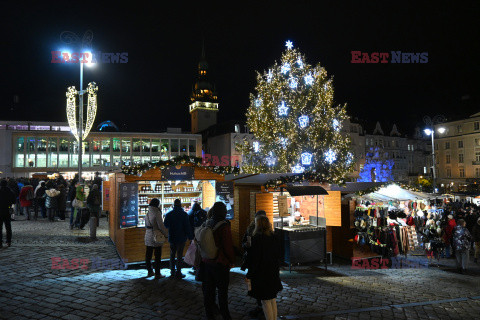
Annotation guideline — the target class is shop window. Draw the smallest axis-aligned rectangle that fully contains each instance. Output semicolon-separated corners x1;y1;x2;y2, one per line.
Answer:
27;154;35;167
17;137;24;152
82;155;90;167
101;154;110;166
151;139;160;153
142;139;151;153
121;138;131;153
180;139;188;153
113;155;121;166
459;154;464;163
133;156;141;165
141;156;151;163
27;137;35;152
37;138;47;152
189;140;196;154
171;139;179;154
102;139;110;152
15;154;24;168
459;168;465;178
458;140;463;148
48;138;58;168
121;154;131;165
152;155;161;163
83;140;90;153
92;154;101;166
133;139;141;153
112;138;121;152
92;139;101;152
59;139;69;152
445;142;450;150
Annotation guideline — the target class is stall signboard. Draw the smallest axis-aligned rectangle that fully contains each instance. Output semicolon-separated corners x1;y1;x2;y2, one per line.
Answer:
162;166;194;180
119;183;138;229
278;195;289;217
216;181;234;220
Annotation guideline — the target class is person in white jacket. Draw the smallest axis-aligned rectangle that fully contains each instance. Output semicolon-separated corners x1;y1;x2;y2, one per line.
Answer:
144;198;168;279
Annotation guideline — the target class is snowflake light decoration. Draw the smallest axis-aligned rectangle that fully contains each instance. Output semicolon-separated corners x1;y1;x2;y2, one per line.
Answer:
266;152;276;166
278;101;289;116
279;137;288;149
267;69;273;83
304;73;314;86
255;98;262;108
301;152;313;166
333;119;341;131
325;149;337;164
289;77;298;89
292;164;305;173
281;63;290;75
285;40;293;50
297;57;303;69
346;152;354;165
253;141;260;152
298;115;309;128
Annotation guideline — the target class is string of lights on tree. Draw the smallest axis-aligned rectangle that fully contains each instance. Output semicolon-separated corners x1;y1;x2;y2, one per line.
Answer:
237;40;355;184
120;156;241;176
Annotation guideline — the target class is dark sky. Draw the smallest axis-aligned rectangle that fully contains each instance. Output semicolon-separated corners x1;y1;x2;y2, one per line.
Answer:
3;2;479;135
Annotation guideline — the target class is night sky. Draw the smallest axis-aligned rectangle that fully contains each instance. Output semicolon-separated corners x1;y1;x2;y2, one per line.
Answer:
3;2;479;135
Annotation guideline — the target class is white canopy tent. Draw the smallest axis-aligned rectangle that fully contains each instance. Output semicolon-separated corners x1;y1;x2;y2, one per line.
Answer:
349;184;434;202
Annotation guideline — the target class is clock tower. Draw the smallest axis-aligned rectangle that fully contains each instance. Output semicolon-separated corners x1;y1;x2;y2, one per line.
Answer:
189;44;218;134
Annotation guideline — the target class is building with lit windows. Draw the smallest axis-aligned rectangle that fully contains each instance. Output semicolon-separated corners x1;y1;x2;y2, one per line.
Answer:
433;112;480;192
0;121;201;179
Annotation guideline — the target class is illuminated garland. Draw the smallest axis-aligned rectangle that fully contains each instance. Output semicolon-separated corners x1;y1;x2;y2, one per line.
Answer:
264;172;328;189
66;82;98;142
66;86;78;141
84;82;98;140
121;156;241;176
237;40;355;184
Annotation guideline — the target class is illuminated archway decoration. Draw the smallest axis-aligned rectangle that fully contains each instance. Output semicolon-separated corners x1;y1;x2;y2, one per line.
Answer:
66;82;98;141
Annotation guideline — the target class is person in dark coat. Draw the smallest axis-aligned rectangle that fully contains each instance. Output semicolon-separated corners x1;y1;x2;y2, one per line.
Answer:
187;201;207;236
56;184;67;221
34;181;47;219
241;210;267;319
472;217;480;263
86;184;102;239
45;181;60;222
19;184;34;220
163;199;193;278
8;179;19;220
0;179;16;247
453;219;472;274
246;215;283;320
202;202;235;320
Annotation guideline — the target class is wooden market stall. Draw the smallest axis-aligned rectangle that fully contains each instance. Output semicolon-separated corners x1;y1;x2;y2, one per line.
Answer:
108;164;225;264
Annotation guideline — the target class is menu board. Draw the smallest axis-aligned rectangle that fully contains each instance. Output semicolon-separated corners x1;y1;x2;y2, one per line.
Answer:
162;166;194;180
216;181;234;220
277;195;289;217
119;183;138;229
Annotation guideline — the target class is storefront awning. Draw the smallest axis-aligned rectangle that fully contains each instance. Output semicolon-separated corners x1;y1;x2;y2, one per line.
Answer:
286;186;329;196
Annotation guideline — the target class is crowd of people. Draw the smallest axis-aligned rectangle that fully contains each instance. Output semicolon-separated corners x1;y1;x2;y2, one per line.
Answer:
145;199;282;320
0;173;104;247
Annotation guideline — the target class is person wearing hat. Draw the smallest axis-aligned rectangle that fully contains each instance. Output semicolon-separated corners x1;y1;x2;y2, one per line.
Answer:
241;210;267;319
472;217;480;263
0;179;16;247
443;215;456;258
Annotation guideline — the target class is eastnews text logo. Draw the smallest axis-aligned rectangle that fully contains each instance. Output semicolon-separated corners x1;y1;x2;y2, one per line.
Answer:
351;257;428;269
51;257;128;270
350;51;428;64
51;51;128;64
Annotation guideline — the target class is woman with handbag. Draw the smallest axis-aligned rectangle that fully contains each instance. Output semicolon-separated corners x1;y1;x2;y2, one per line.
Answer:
145;198;168;279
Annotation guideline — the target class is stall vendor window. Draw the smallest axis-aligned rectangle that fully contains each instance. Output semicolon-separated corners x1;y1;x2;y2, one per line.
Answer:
48;138;58;168
161;139;169;160
189;139;196;154
133;139;141;153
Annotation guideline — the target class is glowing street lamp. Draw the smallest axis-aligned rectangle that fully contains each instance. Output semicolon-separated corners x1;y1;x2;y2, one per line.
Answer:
423;115;446;194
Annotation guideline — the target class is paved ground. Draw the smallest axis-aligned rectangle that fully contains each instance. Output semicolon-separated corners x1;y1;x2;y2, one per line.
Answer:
1;214;480;319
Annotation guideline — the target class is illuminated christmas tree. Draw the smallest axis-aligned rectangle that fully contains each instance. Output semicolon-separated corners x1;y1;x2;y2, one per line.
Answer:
238;40;354;184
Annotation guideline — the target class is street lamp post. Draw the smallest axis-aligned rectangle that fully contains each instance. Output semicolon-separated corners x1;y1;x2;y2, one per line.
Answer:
423;115;446;194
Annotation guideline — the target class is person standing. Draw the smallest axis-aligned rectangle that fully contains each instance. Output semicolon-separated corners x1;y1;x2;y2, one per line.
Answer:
67;179;78;226
144;198;168;279
187;201;207;236
246;215;283;320
163;199;193;279
202;202;235;320
19;183;34;220
241;210;267;319
472;217;480;263
45;182;60;222
86;184;101;239
453;219;472;274
73;184;86;230
57;184;67;221
34;181;47;219
443;214;456;258
8;179;19;220
0;180;16;247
